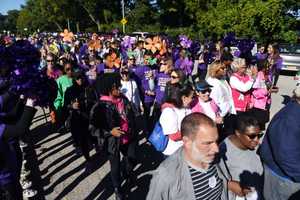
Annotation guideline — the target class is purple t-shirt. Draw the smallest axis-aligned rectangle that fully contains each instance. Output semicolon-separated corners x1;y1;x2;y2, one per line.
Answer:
129;65;142;87
175;58;193;75
155;73;171;105
135;65;157;103
96;63;119;74
129;65;140;79
256;52;267;60
198;63;207;70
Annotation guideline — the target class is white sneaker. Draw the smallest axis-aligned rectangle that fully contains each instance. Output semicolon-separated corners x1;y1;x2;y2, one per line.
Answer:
20;170;31;178
23;189;37;198
19;141;28;148
21;180;32;190
22;160;27;166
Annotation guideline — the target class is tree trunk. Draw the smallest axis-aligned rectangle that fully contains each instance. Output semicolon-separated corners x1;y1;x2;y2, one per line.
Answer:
96;21;101;32
54;21;63;31
80;3;101;32
76;22;80;33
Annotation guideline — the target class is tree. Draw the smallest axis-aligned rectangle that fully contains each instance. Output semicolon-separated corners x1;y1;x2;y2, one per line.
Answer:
127;0;159;32
185;0;299;43
16;9;33;32
0;13;7;31
7;0;300;43
3;10;20;32
157;0;193;28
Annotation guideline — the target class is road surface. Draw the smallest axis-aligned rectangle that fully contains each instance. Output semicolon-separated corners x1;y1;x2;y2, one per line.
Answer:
26;74;297;200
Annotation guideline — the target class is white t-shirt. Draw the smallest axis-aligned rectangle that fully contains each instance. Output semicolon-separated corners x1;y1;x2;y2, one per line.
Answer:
221;138;263;200
120;79;141;109
207;77;236;117
159;107;191;155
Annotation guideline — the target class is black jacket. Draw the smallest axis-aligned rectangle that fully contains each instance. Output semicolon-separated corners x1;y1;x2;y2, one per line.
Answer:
90;95;136;155
64;83;97;117
64;83;98;133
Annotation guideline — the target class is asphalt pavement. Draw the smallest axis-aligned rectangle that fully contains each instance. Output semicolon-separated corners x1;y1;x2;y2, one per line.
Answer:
26;73;297;200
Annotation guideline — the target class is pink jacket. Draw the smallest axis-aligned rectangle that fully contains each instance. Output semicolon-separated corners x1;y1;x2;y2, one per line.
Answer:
231;73;252;112
190;97;220;117
251;71;271;110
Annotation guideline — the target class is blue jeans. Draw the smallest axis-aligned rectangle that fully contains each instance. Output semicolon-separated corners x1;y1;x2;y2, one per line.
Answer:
263;164;300;200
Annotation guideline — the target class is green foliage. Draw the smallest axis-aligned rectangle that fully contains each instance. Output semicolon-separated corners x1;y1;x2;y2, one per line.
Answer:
188;0;299;43
1;0;298;43
127;0;159;32
0;10;19;32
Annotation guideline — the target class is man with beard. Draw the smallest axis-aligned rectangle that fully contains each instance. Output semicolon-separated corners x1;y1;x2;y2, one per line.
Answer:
147;112;229;200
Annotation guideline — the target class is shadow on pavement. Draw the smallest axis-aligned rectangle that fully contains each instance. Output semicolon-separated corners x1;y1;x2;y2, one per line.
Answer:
28;113;165;200
53;153;108;200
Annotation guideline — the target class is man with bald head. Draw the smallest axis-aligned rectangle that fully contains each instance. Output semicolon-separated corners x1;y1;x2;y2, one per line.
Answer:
147;112;229;200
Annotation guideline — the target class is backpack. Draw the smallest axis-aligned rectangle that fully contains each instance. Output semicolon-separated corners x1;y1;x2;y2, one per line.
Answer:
148;121;168;152
148;105;176;152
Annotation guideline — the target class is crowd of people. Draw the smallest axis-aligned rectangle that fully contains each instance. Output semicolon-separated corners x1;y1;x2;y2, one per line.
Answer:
0;31;299;200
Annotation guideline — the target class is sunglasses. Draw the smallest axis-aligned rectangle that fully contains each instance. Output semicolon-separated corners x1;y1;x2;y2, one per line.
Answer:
199;89;211;94
47;60;54;63
160;62;167;66
121;71;129;75
171;75;179;79
246;133;264;140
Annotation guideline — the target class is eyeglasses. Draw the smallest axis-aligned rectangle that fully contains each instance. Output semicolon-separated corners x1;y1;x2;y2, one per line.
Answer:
246;133;264;140
171;75;179;79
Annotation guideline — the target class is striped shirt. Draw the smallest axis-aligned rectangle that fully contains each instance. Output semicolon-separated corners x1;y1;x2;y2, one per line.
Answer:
188;165;223;200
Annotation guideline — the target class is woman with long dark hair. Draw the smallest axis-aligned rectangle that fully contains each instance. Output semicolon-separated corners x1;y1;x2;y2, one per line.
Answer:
159;82;194;156
267;43;283;86
90;73;136;200
64;72;93;165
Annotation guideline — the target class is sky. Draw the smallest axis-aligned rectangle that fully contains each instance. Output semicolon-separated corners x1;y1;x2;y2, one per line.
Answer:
0;0;25;15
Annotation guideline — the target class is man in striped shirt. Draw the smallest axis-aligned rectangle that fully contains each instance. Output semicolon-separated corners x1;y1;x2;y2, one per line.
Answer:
147;113;228;200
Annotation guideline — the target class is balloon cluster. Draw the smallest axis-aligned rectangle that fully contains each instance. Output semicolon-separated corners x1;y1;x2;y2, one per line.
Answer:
179;35;192;49
0;40;51;106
